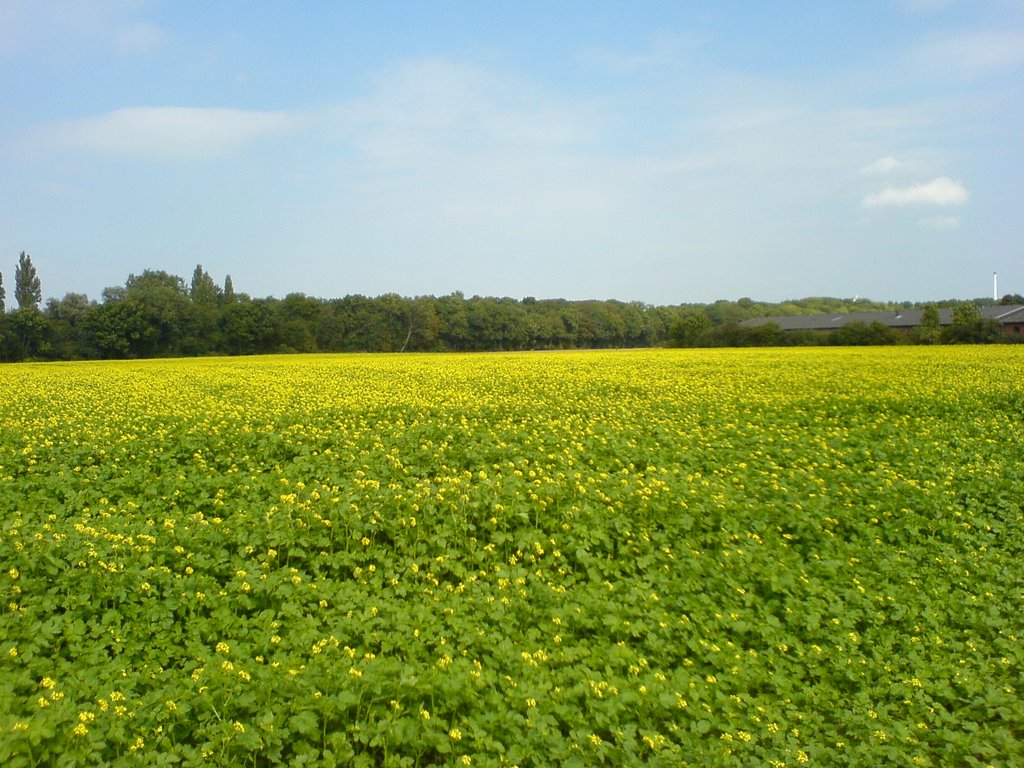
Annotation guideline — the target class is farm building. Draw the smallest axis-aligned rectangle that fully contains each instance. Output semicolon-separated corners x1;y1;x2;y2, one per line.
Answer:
740;305;1024;337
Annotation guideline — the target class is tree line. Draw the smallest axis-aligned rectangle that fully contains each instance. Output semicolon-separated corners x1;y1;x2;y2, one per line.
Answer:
0;253;1019;362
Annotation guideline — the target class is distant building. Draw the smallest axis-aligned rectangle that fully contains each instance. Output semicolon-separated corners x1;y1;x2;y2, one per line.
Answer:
740;305;1024;337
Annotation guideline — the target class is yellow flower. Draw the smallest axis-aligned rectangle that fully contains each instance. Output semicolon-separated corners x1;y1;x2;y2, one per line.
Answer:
216;642;230;654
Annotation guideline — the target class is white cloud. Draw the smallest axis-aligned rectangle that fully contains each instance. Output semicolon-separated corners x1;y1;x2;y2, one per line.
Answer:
862;176;968;207
859;156;904;175
43;107;301;160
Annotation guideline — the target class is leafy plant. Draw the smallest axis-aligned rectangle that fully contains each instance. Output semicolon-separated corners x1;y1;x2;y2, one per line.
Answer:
1;348;1022;766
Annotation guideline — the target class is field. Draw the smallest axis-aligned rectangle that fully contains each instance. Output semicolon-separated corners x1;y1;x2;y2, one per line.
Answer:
1;347;1023;767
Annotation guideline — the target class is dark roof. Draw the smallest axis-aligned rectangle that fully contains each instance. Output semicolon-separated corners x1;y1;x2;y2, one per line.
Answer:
740;305;1024;332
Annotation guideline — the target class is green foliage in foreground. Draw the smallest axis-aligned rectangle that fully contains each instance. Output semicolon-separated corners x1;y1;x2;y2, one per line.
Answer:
1;348;1023;766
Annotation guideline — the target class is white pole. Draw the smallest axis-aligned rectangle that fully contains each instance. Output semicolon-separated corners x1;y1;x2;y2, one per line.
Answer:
994;272;998;301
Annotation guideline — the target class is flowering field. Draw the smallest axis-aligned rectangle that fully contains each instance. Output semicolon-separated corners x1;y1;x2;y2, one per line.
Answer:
2;348;1023;767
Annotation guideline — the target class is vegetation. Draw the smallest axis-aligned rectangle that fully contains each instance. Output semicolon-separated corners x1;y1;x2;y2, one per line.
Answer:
2;348;1023;766
0;255;1019;362
13;253;42;312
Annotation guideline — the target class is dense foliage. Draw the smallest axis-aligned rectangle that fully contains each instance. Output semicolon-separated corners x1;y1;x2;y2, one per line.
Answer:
2;258;1019;361
2;348;1023;766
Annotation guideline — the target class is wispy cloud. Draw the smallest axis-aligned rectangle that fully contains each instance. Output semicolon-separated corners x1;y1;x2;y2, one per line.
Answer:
113;21;163;55
0;1;165;57
862;176;968;207
859;156;905;176
340;58;597;168
577;33;704;76
897;0;956;12
916;29;1024;79
41;107;302;160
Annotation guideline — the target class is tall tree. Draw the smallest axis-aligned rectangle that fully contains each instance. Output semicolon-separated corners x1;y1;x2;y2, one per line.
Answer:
190;264;220;306
14;252;42;310
0;270;5;313
185;265;221;354
223;274;236;304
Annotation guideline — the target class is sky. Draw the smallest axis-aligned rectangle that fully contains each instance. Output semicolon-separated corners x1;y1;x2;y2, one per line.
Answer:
1;0;1022;305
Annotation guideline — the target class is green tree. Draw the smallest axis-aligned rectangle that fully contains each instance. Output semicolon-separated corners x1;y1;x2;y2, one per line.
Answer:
83;299;154;358
916;304;941;344
404;296;442;351
5;308;50;359
223;275;236;304
437;293;470;350
189;264;220;306
943;303;1002;344
123;270;190;355
186;265;222;354
0;270;5;312
220;299;278;355
14;251;42;310
275;293;322;352
45;293;95;358
669;310;712;347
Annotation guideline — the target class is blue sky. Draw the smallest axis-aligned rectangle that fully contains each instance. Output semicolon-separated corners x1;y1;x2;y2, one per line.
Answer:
2;1;1022;305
